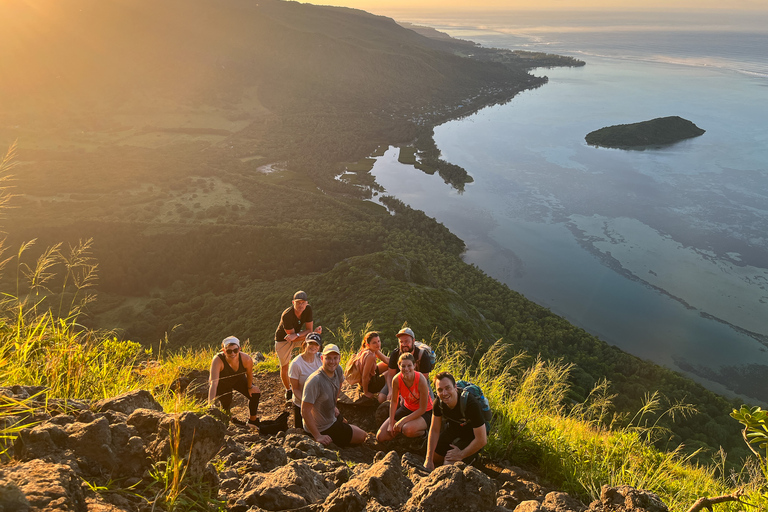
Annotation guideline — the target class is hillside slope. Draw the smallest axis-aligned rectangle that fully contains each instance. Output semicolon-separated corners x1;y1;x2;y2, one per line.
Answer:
0;0;750;463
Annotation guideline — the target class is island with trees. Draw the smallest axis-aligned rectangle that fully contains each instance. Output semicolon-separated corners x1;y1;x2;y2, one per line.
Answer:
586;116;705;149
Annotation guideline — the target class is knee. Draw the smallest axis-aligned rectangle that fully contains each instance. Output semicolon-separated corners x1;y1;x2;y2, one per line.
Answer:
402;423;421;438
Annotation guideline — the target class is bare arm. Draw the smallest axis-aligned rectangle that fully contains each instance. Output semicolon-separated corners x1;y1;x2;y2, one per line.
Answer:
388;374;401;433
385;367;396;400
290;377;301;401
361;352;376;395
301;401;331;446
446;425;488;464
242;353;259;394
425;414;442;470
207;356;223;405
285;322;322;342
376;350;389;365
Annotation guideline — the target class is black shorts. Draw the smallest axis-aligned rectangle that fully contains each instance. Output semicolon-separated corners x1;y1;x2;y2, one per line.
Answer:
395;404;433;426
435;421;481;462
321;416;354;447
367;372;386;394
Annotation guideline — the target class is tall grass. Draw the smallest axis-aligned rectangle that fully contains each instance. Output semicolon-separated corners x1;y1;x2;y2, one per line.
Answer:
432;336;765;511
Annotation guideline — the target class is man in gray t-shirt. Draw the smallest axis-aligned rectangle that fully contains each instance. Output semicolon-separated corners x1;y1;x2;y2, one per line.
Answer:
301;344;367;447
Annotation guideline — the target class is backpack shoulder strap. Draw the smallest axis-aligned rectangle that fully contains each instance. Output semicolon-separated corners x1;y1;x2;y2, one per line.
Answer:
459;388;469;420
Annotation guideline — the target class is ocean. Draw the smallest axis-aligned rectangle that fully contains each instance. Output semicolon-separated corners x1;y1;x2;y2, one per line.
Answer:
367;10;768;403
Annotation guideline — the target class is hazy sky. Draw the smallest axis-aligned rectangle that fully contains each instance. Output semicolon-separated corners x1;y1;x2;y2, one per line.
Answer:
317;0;767;11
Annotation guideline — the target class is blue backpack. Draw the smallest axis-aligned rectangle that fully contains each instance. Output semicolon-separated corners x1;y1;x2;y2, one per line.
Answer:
455;380;493;433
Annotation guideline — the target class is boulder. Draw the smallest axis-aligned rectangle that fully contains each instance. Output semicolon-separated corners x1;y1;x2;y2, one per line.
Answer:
516;500;545;512
406;462;497;512
249;444;288;472
94;390;163;415
145;411;227;479
341;451;412;508
65;416;117;476
587;486;669;512
0;459;86;512
542;491;586;512
235;460;330;510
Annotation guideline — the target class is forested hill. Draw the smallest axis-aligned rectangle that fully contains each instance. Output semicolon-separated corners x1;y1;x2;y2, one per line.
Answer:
0;0;571;181
0;0;748;464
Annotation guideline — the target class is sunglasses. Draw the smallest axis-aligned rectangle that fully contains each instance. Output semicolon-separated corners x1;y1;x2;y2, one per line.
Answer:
226;347;240;355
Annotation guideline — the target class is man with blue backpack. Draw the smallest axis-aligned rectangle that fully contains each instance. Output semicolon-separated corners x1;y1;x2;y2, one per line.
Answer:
425;371;490;470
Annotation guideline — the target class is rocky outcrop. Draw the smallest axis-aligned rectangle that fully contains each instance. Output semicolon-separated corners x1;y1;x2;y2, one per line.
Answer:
407;462;498;512
0;459;86;512
2;378;677;512
586;485;669;512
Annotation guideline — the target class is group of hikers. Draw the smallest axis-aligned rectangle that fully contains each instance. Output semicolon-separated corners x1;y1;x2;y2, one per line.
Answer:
207;291;489;469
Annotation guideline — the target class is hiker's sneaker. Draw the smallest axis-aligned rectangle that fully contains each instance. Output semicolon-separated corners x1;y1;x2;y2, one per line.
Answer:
248;418;260;429
231;417;247;427
284;389;292;401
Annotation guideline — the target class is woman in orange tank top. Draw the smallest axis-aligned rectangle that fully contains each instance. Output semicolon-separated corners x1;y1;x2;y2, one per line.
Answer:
376;352;433;442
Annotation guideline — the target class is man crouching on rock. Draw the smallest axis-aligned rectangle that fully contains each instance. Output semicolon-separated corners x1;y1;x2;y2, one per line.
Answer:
425;372;487;470
208;336;261;428
301;344;367;447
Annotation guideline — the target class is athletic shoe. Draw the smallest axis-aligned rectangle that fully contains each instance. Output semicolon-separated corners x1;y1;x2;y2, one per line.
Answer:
248;418;260;429
284;389;292;401
230;417;247;427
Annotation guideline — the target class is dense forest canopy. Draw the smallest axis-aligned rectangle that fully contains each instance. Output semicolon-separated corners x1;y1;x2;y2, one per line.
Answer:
0;0;751;463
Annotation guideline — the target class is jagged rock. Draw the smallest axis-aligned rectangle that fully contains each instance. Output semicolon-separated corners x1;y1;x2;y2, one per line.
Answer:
94;390;163;415
542;491;586;512
65;416;118;476
0;459;86;512
406;462;497;512
322;486;367;512
249;444;288;472
341;451;412;508
145;411;227;479
126;408;166;438
14;423;65;462
401;452;430;479
234;460;330;510
516;500;545;512
587;486;669;512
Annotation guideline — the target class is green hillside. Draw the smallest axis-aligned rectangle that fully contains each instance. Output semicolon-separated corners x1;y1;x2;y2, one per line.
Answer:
0;0;754;467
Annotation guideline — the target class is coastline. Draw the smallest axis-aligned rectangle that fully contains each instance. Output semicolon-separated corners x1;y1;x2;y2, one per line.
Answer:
364;27;768;404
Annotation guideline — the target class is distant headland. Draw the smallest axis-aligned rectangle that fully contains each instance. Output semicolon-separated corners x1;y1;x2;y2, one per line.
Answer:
585;116;705;149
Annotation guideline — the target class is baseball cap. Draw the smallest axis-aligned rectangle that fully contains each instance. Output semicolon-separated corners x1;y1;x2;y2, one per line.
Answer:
396;327;415;339
322;344;340;356
222;336;240;347
306;332;322;344
293;290;308;301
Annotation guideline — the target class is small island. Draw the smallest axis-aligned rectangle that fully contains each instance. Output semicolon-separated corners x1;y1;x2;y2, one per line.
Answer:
585;116;705;149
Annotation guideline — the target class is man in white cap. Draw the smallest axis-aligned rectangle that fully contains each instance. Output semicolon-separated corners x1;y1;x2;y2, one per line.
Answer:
274;290;322;402
301;344;366;447
379;326;434;403
208;336;261;427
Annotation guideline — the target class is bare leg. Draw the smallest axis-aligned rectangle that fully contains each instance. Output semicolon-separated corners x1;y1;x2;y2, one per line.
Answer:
280;363;290;390
350;424;367;445
376;418;394;442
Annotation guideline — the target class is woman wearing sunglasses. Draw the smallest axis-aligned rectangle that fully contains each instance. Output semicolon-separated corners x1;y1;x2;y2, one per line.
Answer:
208;335;261;427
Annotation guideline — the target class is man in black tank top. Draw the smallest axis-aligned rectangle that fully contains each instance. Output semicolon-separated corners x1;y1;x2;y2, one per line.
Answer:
208;336;261;427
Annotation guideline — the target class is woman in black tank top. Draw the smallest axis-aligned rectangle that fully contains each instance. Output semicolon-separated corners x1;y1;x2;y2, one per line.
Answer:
208;336;261;427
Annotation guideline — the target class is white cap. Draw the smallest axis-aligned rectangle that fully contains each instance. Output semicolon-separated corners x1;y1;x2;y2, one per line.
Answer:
322;344;340;356
222;336;240;347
